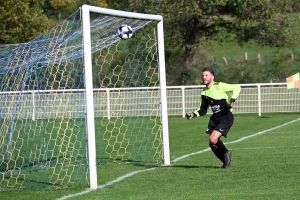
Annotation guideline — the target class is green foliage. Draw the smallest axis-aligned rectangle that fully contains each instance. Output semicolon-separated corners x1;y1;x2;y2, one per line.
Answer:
0;0;109;44
49;0;76;9
267;52;300;82
208;52;300;84
0;0;50;43
44;0;108;21
108;0;300;85
274;0;300;12
222;59;267;84
1;1;299;85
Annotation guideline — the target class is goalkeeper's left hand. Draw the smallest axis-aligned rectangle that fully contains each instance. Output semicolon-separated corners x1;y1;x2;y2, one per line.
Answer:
227;98;236;109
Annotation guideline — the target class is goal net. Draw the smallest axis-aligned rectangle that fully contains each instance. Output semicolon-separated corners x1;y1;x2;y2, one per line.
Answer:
0;5;169;190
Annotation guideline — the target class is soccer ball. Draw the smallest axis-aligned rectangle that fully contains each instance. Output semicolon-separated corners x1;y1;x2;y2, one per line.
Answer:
118;24;133;39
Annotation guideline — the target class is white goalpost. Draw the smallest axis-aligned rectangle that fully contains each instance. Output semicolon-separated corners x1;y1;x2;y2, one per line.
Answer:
82;5;170;189
0;5;170;190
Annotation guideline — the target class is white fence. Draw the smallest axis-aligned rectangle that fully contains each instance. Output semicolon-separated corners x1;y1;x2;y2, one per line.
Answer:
0;83;299;119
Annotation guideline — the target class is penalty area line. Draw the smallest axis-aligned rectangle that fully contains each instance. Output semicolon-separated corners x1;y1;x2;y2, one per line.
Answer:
56;117;300;200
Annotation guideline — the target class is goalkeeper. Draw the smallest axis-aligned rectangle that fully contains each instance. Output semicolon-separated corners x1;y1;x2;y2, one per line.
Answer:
186;68;241;168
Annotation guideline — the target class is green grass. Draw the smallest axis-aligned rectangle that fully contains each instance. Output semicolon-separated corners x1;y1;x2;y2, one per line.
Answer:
210;40;299;60
205;13;300;84
1;113;300;199
209;13;300;61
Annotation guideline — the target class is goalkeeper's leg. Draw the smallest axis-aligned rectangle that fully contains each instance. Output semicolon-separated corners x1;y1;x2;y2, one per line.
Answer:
211;147;225;164
209;132;231;168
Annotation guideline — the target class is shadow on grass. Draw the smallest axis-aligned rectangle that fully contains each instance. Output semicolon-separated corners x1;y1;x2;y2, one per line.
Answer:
133;163;223;169
165;164;221;169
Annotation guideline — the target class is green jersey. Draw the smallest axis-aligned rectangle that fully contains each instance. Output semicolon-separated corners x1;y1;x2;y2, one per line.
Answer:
194;82;241;117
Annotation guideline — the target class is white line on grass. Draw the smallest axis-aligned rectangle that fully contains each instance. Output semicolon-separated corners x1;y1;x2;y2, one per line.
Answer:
231;146;299;150
56;117;300;200
57;168;156;200
172;117;300;163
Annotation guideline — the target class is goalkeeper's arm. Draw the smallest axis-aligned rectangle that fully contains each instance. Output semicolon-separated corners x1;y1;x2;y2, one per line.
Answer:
186;96;208;120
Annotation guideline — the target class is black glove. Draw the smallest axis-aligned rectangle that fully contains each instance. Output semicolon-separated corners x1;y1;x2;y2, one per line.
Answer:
228;98;236;105
186;112;196;120
227;99;236;109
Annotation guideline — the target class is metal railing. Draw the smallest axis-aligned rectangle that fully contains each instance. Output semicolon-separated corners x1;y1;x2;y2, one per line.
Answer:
0;83;299;119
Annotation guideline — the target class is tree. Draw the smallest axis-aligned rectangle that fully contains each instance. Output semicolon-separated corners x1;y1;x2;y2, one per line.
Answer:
48;0;77;20
45;0;108;21
49;0;75;9
0;0;50;44
108;0;299;85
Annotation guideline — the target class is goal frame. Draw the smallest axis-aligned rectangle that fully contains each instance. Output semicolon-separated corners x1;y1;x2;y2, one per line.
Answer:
81;5;170;189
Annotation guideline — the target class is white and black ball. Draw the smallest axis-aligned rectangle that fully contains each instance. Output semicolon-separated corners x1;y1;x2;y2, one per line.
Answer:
118;24;133;40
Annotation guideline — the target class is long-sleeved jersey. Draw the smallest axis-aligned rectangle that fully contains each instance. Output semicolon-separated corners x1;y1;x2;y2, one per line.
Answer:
194;82;241;117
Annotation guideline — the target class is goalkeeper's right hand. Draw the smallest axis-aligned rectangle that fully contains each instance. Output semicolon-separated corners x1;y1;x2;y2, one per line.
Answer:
186;112;196;120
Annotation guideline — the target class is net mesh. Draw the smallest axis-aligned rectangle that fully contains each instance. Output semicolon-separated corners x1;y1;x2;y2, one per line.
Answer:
0;8;163;190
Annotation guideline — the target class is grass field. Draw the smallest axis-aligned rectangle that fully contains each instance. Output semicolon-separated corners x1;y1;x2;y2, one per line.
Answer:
2;113;300;199
209;13;300;60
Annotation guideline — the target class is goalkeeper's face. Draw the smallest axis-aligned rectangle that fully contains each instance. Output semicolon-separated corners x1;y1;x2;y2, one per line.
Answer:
202;71;214;87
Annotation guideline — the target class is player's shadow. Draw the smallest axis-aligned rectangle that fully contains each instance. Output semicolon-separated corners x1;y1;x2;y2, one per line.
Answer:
164;164;221;169
133;163;221;169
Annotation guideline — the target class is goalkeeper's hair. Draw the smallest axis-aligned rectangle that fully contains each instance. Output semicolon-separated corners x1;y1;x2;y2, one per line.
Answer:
202;68;214;76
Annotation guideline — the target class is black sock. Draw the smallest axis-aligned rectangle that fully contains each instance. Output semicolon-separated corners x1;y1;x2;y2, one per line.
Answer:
216;140;228;154
212;148;225;163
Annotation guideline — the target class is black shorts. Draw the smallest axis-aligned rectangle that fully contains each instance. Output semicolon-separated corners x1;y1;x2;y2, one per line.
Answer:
205;112;234;137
